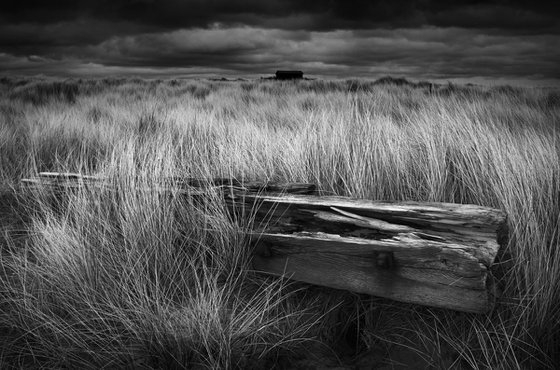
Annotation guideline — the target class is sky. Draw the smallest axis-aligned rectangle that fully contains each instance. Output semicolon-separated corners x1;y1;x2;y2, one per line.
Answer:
1;0;559;84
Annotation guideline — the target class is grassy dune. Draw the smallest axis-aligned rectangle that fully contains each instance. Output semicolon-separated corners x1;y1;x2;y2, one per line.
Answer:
0;77;559;368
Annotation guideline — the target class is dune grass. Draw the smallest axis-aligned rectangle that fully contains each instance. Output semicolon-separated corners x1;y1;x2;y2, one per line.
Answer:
0;76;559;368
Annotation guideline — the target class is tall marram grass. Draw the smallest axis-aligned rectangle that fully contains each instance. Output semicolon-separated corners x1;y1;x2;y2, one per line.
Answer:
1;76;559;368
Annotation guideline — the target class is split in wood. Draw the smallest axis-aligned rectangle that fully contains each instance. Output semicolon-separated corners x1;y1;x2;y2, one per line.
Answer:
21;173;507;313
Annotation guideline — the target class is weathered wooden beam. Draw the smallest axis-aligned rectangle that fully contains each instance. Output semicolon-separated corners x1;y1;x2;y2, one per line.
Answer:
252;232;497;313
20;173;507;313
25;173;317;195
35;172;101;181
231;194;506;313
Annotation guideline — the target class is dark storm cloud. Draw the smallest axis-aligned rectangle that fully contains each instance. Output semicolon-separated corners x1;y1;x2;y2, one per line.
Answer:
0;0;558;83
2;0;557;31
426;3;559;33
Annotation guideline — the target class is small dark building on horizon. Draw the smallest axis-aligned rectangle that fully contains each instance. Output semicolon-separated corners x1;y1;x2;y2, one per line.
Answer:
275;70;304;80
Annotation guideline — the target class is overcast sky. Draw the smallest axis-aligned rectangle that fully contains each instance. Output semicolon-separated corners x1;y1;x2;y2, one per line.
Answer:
1;0;559;84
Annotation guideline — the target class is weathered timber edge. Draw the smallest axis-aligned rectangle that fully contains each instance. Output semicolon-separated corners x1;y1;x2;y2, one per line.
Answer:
21;173;507;313
243;193;506;314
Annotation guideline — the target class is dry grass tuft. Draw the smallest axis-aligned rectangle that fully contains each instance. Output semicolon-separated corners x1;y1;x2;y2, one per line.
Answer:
1;77;559;368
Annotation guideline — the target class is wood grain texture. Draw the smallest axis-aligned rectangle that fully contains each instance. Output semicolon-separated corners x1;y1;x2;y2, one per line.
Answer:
251;232;497;313
21;173;506;313
233;194;504;313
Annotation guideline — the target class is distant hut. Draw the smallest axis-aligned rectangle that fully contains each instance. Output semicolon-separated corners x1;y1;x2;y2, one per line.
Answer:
275;70;304;80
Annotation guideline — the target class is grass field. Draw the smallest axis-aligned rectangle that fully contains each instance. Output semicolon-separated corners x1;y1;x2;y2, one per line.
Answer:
1;76;559;369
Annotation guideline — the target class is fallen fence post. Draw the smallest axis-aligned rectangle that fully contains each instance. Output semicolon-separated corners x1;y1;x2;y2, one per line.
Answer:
22;172;507;313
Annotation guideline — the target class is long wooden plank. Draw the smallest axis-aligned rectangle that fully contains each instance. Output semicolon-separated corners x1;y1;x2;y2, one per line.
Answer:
237;194;505;313
21;173;506;313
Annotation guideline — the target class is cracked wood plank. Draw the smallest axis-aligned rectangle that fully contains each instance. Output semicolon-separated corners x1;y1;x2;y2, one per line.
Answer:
21;173;506;313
